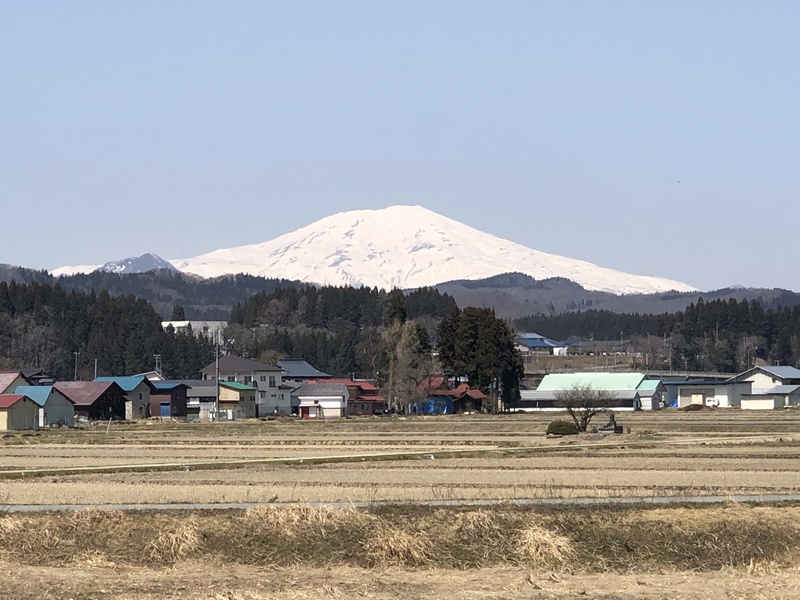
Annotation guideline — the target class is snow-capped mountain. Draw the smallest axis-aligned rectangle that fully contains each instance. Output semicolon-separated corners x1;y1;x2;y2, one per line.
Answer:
52;253;176;276
168;205;695;294
99;253;178;274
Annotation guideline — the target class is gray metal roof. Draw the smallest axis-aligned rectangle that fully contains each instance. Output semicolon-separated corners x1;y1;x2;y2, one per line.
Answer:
291;382;349;398
277;359;331;379
767;384;800;395
758;366;800;379
200;355;280;375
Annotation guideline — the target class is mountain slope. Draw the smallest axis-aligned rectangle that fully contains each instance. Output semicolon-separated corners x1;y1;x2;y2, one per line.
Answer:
171;205;694;294
99;253;178;274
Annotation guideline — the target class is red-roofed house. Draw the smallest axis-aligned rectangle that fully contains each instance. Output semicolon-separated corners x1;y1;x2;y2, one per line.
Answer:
0;394;38;430
0;371;30;394
416;376;487;414
54;381;126;421
309;379;387;416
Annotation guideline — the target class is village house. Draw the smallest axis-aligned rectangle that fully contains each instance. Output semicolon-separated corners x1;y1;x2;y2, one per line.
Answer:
14;385;75;427
94;375;157;419
0;394;38;431
727;365;800;410
54;381;126;420
291;382;348;419
414;376;488;415
277;358;331;387
0;371;30;394
201;355;287;417
303;378;386;416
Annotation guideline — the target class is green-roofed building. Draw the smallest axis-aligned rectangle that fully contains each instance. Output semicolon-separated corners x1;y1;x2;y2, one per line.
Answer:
218;381;257;419
521;371;665;411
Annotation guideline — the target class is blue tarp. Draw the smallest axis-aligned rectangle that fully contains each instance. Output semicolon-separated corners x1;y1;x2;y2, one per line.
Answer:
408;396;454;415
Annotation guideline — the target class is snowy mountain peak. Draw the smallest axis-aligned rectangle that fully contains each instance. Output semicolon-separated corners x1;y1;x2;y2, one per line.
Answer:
170;205;695;294
99;253;178;274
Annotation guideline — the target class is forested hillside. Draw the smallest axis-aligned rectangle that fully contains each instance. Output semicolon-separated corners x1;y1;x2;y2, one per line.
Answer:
228;286;457;378
515;298;800;373
0;265;301;320
0;281;214;380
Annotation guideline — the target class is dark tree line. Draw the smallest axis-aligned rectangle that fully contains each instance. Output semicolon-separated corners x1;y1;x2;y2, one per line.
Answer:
437;307;523;406
514;297;800;372
227;285;457;380
0;281;214;380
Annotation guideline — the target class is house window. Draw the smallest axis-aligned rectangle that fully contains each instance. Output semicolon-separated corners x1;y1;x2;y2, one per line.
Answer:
227;376;235;382
260;391;266;399
271;393;277;398
139;393;142;400
269;376;276;387
244;375;252;385
260;375;266;382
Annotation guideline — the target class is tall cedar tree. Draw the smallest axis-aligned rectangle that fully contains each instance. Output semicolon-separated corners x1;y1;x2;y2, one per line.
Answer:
436;307;523;406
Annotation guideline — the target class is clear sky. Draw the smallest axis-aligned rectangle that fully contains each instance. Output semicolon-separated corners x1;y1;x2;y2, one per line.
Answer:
2;1;798;291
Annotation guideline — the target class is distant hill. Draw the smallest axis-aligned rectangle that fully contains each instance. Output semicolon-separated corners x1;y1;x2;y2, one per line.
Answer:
0;265;303;320
2;264;798;322
435;273;800;320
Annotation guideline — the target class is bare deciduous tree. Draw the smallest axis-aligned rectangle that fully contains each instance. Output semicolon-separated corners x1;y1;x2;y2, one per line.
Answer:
554;384;616;432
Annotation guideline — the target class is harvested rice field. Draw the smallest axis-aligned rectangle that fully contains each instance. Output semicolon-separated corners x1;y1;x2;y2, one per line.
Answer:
2;411;800;505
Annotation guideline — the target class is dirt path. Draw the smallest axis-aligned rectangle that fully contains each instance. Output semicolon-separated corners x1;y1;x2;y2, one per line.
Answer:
3;562;799;599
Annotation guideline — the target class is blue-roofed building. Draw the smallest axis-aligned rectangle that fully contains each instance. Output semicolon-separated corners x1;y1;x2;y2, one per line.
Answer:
150;381;189;418
13;385;74;427
94;375;157;419
515;333;567;356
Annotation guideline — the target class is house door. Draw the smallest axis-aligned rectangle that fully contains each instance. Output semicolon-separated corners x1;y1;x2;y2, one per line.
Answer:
160;403;170;417
300;407;310;419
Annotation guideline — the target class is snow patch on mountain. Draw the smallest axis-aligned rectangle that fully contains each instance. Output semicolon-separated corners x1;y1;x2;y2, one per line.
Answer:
170;205;695;294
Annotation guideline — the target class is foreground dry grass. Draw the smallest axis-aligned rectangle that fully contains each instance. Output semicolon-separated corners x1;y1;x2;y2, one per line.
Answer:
4;563;800;600
3;504;800;598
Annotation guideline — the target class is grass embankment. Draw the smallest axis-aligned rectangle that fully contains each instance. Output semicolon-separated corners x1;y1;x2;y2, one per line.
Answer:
1;503;798;572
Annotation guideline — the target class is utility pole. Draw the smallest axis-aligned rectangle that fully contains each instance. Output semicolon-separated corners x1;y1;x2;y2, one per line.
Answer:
94;358;98;380
73;351;80;381
214;330;220;420
153;354;162;377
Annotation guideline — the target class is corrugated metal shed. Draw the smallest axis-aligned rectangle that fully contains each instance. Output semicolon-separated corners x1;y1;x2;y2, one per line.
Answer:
537;372;645;392
13;385;52;407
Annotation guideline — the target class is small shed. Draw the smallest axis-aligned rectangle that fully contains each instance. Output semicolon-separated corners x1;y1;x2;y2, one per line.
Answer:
150;381;189;418
0;394;38;430
218;381;257;419
14;385;74;427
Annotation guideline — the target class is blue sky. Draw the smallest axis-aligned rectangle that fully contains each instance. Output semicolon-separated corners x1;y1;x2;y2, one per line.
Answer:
2;1;798;291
